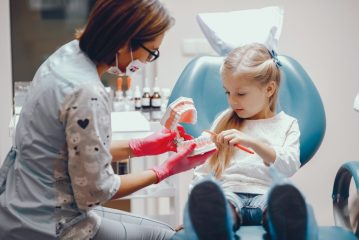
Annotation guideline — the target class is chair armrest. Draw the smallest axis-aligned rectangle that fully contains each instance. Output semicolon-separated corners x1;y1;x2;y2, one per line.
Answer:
332;161;359;235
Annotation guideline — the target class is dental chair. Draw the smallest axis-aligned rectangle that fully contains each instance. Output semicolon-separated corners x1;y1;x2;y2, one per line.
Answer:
169;55;358;239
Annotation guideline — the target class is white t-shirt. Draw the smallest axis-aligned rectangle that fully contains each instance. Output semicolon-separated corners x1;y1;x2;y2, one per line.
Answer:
191;109;301;194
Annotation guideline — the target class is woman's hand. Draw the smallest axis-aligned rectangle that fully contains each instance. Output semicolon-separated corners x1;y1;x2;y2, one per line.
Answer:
129;125;193;157
216;129;255;148
177;125;193;140
151;143;216;183
129;129;177;157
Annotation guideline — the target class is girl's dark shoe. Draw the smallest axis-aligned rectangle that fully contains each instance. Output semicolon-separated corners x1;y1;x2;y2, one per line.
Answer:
267;184;307;240
188;180;235;240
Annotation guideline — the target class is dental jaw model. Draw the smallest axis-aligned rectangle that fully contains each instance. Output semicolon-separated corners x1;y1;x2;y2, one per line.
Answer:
177;135;216;156
160;97;197;131
160;97;217;156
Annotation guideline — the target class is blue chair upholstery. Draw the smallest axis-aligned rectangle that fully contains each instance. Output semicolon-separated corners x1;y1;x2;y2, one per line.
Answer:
169;56;357;239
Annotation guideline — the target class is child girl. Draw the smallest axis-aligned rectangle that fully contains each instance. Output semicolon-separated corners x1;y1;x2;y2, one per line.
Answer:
184;43;308;240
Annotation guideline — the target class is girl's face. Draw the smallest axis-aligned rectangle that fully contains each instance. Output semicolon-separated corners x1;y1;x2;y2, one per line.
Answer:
222;72;276;120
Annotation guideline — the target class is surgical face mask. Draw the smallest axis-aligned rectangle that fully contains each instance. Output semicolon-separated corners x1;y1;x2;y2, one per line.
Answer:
105;48;145;93
107;48;145;78
106;58;145;78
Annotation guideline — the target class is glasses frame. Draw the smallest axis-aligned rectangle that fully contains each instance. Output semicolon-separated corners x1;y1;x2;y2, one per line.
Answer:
138;43;160;62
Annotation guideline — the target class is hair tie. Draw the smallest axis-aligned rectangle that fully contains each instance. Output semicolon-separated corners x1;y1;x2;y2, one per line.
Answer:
268;49;282;68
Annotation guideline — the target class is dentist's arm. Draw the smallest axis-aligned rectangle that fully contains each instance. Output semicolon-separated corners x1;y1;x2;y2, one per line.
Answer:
111;140;132;161
110;130;177;162
111;170;157;199
111;143;216;199
111;125;193;161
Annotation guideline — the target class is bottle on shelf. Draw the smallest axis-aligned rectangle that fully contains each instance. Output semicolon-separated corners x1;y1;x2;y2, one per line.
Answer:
134;86;142;110
105;87;114;110
151;86;162;109
112;90;124;112
124;90;134;111
141;87;151;109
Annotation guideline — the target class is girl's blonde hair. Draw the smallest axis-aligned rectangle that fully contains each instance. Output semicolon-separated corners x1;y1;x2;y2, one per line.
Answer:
208;43;281;178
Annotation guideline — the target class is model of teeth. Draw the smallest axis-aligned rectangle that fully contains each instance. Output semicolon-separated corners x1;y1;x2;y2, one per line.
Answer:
160;97;217;156
177;135;217;157
160;97;197;131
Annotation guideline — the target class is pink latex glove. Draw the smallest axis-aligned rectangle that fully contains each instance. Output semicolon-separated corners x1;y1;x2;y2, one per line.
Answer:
177;125;193;140
151;143;217;183
129;125;193;157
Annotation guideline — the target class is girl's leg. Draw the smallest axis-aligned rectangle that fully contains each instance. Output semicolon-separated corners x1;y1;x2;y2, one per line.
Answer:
224;191;247;229
227;193;266;226
247;194;267;211
229;203;241;231
247;194;268;229
185;179;236;240
92;206;175;240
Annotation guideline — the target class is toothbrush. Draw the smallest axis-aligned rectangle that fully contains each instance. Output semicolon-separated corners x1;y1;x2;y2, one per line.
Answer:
204;130;255;154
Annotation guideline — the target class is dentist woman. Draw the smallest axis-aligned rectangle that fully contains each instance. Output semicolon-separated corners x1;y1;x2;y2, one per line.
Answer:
0;0;215;239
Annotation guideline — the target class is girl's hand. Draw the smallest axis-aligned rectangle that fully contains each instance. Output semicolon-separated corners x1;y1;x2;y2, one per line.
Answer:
216;129;255;148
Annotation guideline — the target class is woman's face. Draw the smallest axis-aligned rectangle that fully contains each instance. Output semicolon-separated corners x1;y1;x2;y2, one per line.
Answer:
117;33;165;72
222;72;276;120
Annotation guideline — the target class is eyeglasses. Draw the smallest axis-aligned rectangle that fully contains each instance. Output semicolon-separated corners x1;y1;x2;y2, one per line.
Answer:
138;43;160;62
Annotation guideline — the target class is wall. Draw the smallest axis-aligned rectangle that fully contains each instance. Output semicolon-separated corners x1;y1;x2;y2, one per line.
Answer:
0;0;12;164
158;0;359;226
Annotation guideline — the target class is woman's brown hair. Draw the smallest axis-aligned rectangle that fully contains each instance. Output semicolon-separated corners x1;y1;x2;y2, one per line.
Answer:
209;43;281;178
76;0;174;65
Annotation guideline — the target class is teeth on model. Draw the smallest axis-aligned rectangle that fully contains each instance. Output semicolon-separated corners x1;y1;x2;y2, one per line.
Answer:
160;97;217;156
